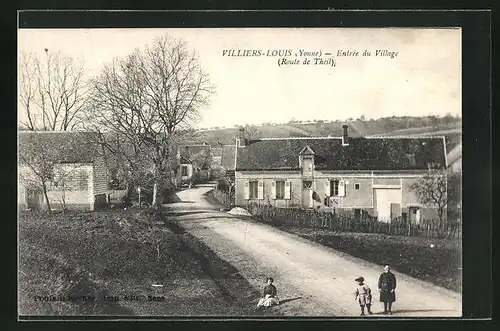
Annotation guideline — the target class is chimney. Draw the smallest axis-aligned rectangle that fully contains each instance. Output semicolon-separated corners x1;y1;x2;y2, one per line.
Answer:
238;127;246;147
342;124;349;146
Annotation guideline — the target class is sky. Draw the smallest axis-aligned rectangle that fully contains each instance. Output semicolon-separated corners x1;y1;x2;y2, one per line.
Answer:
18;28;461;129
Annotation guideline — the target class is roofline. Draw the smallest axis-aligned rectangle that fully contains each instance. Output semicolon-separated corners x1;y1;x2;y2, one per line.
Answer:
235;167;441;172
210;145;237;150
259;136;342;140
365;135;447;139
249;135;447;141
180;144;211;147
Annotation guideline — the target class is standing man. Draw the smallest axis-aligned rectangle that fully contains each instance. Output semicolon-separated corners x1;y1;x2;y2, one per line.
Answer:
378;264;397;315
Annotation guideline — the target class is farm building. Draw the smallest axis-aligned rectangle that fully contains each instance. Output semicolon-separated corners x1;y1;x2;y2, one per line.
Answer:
18;131;110;211
176;144;212;185
234;125;448;223
446;142;462;174
210;143;237;181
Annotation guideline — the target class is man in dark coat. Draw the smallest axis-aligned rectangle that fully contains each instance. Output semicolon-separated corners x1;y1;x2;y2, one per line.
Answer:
378;264;397;315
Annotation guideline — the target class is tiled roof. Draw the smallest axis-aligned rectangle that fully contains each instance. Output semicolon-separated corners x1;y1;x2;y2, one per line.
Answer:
18;131;101;164
236;137;446;171
211;147;223;158
180;144;210;156
221;144;236;170
179;144;211;169
180;155;192;164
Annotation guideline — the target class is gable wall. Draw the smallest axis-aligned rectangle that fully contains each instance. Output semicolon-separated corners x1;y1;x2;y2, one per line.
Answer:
93;155;109;196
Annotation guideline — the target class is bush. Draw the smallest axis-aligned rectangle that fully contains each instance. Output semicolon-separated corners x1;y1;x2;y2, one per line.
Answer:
212;188;234;208
216;178;232;193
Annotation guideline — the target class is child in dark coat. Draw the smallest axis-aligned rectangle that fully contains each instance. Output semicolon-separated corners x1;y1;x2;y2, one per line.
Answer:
354;277;373;316
378;265;397;315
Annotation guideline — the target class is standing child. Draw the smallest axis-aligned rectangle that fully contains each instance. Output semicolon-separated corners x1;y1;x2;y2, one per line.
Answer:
378;264;397;315
354;277;373;316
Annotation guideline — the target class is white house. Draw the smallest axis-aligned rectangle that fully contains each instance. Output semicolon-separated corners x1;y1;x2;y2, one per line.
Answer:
234;125;448;223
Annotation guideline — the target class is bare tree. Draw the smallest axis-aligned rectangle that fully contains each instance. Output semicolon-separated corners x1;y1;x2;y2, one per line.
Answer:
19;52;39;131
19;134;55;210
410;164;448;223
244;124;260;140
85;36;214;207
19;50;88;131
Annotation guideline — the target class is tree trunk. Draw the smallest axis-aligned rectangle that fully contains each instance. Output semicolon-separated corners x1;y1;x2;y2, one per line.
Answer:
42;182;51;211
124;182;132;206
152;181;158;207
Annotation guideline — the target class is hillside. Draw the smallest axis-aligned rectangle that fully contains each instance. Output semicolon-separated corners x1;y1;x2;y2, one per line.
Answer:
191;117;462;149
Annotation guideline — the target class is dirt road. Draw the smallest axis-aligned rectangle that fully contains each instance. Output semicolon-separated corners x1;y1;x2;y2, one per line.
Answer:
164;185;462;317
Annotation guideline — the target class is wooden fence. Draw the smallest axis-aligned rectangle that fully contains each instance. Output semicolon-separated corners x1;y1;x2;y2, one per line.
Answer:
247;203;461;239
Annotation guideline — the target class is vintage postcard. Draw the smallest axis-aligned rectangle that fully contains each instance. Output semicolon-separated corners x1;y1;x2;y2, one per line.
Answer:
18;26;462;318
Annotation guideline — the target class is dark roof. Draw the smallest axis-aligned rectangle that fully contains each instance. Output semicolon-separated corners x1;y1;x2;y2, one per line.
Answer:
221;144;236;170
236;137;446;171
180;144;210;158
211;147;223;158
19;131;101;164
180;155;192;164
179;144;211;169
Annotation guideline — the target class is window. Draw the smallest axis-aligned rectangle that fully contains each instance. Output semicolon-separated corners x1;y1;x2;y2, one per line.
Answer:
212;156;222;165
52;172;60;188
249;180;259;199
275;180;286;199
181;165;188;176
330;180;339;196
354;183;360;190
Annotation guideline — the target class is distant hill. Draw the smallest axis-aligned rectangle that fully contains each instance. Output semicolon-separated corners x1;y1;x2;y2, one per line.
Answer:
192;116;462;150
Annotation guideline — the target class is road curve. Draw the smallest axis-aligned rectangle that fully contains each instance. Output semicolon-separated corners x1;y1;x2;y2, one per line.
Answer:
164;184;462;317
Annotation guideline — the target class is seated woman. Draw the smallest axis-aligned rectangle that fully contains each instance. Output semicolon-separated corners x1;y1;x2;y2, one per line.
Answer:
257;277;280;308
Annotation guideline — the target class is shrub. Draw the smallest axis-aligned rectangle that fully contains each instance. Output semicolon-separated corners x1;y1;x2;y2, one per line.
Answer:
216;178;232;193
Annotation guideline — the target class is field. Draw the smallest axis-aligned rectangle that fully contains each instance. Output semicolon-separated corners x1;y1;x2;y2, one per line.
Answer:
274;226;462;292
192;117;462;148
18;209;279;316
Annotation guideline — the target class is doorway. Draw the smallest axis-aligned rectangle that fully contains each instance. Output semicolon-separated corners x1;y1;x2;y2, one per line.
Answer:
374;188;402;222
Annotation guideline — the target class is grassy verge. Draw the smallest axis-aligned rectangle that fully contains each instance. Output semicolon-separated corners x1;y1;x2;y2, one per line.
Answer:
203;189;224;207
18;208;276;316
276;226;462;292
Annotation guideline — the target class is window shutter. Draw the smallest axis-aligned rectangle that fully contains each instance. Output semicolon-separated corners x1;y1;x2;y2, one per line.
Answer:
338;180;346;197
257;180;264;199
244;181;250;199
271;181;276;199
284;181;291;200
325;179;331;196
